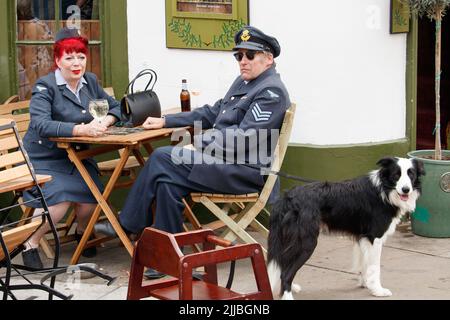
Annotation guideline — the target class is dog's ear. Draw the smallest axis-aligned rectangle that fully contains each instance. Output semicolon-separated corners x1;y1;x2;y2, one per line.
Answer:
412;158;426;176
376;157;396;168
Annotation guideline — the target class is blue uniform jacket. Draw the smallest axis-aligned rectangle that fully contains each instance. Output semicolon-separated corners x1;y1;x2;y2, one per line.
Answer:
165;66;290;194
23;71;121;174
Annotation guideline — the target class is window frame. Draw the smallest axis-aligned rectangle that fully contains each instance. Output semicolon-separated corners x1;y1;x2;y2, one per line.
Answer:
0;0;129;102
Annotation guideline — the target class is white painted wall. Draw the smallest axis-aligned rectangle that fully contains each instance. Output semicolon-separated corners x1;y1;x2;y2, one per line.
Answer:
127;0;407;145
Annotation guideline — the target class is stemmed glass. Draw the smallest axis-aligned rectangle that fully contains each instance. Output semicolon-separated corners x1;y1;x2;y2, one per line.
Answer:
88;99;109;123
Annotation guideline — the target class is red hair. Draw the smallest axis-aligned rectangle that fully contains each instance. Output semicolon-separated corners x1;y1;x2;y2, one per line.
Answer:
53;37;89;69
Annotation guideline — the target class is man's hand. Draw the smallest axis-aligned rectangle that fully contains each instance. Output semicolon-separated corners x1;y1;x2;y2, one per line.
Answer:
103;115;118;128
143;117;165;130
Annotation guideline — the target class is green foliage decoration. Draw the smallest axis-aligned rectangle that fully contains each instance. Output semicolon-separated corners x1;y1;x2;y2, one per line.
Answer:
169;18;202;48
169;18;245;49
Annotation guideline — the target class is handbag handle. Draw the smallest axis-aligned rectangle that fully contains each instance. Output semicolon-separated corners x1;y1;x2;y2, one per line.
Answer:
125;69;158;96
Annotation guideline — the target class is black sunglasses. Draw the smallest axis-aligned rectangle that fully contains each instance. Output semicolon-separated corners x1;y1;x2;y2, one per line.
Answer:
233;50;262;62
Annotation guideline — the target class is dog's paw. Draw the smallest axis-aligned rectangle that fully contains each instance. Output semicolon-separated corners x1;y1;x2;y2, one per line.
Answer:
370;287;392;297
292;283;302;293
281;291;295;300
357;275;367;288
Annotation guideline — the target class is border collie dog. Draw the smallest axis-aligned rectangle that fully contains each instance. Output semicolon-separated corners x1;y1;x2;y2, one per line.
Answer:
268;157;425;299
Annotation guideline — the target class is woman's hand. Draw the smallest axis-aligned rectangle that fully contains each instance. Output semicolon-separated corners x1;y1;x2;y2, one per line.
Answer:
143;117;165;130
74;119;107;137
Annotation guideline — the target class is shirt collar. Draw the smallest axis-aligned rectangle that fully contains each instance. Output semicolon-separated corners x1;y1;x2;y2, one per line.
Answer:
55;69;87;88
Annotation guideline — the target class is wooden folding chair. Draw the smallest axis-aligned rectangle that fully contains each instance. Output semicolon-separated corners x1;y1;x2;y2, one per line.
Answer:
127;227;272;300
0;119;115;300
183;103;296;253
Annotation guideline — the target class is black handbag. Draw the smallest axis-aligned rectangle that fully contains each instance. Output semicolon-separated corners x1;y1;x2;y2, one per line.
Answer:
121;69;161;127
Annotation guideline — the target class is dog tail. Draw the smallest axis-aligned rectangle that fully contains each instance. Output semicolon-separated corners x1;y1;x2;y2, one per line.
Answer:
268;187;321;297
267;260;282;294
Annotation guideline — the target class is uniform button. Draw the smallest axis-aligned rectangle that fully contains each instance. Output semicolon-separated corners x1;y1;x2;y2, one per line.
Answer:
38;140;42;145
76;146;81;150
82;110;87;114
231;97;235;101
222;110;226;114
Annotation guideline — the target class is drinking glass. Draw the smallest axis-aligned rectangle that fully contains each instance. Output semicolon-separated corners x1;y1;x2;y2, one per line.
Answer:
88;99;109;123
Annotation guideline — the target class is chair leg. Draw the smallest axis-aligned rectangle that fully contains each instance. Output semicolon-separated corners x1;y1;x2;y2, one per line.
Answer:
200;197;260;245
39;238;55;259
182;198;202;230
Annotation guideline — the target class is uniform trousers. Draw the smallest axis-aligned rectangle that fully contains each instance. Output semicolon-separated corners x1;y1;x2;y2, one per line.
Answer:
119;146;259;234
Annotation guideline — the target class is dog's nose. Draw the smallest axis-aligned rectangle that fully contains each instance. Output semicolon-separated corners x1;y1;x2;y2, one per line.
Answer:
402;186;410;194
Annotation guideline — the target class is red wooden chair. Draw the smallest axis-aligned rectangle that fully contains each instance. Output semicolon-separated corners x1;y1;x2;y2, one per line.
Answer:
127;227;273;300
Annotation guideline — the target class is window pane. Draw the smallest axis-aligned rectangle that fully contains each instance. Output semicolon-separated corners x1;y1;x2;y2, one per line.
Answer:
61;0;99;20
87;45;102;84
59;20;101;41
17;45;54;100
17;0;56;41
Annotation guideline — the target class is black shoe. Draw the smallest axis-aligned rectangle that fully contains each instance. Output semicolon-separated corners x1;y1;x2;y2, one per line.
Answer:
94;221;139;240
143;268;166;280
93;221;118;238
21;248;44;269
74;231;97;258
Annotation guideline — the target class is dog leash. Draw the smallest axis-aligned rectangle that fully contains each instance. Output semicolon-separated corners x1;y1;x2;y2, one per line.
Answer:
262;168;319;184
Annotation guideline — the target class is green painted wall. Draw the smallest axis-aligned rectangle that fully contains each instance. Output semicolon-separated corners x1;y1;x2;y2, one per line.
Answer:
102;0;129;97
0;0;15;103
280;140;411;190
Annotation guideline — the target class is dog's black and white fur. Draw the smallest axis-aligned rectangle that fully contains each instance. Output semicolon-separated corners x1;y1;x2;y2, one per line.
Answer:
268;157;425;299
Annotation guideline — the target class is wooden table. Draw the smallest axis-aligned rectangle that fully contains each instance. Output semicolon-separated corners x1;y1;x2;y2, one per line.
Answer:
50;127;182;264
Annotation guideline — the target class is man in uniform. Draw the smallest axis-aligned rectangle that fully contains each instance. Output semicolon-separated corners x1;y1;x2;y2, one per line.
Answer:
95;25;291;277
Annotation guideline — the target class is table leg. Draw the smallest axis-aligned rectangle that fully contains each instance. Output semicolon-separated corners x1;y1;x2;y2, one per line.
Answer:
132;148;147;167
66;146;134;264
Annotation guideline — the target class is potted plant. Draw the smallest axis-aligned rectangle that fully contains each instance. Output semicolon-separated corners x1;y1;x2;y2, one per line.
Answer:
405;0;450;237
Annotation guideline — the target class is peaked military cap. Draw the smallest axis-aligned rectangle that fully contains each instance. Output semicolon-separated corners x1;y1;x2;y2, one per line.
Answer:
233;26;281;58
55;27;82;42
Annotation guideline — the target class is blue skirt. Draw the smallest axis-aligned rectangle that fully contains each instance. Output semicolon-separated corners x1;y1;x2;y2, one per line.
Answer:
23;162;104;208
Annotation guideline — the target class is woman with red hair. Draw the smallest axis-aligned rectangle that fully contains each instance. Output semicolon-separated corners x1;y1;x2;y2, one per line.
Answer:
21;27;121;269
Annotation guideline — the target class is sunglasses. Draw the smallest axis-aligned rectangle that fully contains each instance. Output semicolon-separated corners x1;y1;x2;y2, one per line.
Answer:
233;50;262;62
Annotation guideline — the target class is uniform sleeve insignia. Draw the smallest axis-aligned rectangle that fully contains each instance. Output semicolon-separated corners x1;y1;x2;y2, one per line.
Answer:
251;103;272;122
36;85;48;92
267;90;280;99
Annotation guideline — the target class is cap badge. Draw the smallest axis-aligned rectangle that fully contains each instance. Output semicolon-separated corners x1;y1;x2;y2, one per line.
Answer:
241;30;251;42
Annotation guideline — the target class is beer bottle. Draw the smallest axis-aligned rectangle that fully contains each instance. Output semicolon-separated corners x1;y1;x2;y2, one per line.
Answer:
180;79;191;112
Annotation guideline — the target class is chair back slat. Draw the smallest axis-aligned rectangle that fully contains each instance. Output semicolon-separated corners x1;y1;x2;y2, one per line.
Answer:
0;100;31;137
0;101;30;115
0;221;41;261
0;151;25;169
0;164;30;184
103;87;115;99
0;135;20;149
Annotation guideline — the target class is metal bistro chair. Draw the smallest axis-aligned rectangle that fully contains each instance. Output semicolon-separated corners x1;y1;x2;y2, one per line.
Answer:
0;119;115;300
